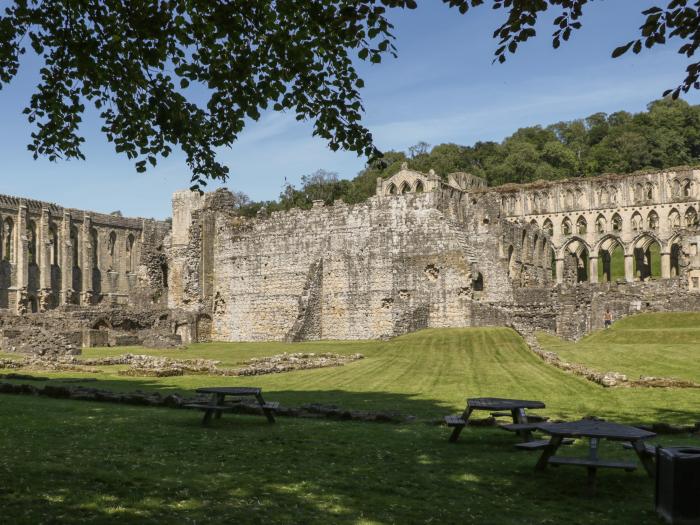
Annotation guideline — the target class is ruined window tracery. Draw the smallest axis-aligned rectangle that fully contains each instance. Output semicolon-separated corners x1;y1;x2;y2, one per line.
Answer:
576;216;587;235
388;183;397;195
645;183;654;201
631;212;643;232
2;218;13;262
686;207;699;227
90;228;99;269
561;218;572;236
400;182;411;194
26;221;36;265
70;226;79;268
683;179;692;197
414;180;424;193
126;234;135;273
108;231;117;271
595;215;606;234
543;219;553;236
669;209;681;229
612;214;623;232
647;210;659;231
49;224;58;266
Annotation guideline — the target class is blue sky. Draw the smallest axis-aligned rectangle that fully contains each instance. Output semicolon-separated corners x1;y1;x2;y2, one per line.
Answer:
0;1;699;219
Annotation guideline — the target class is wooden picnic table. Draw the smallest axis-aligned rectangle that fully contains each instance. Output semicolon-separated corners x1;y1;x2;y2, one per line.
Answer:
534;419;657;490
445;397;546;445
186;387;279;426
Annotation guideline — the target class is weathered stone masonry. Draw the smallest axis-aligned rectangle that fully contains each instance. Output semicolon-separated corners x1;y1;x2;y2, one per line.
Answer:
3;164;700;348
0;194;170;314
170;164;700;342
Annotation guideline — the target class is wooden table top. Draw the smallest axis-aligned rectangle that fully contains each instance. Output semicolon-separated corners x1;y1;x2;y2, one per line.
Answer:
196;387;262;396
536;419;656;441
467;397;546;410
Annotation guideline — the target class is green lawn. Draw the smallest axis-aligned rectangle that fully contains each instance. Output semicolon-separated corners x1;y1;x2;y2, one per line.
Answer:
538;312;700;383
1;323;699;523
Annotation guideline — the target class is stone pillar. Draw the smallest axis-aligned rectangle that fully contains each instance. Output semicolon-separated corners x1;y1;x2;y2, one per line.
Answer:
624;253;634;283
14;203;28;313
60;212;72;305
588;255;599;284
81;215;93;305
38;208;51;310
555;257;564;284
661;251;671;279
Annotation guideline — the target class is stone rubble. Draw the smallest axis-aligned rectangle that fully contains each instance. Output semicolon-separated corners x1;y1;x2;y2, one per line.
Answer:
0;351;364;378
512;323;700;389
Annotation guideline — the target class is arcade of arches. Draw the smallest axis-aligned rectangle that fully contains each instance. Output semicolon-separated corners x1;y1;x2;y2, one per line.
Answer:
501;169;700;286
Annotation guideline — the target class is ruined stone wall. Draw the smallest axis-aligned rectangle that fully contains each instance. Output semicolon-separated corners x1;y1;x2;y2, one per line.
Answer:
495;167;700;286
0;194;169;313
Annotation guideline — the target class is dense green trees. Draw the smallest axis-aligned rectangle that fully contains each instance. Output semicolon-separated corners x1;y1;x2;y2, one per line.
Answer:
239;98;700;216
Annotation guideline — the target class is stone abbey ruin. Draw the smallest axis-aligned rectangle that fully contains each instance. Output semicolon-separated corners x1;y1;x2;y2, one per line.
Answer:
2;165;700;354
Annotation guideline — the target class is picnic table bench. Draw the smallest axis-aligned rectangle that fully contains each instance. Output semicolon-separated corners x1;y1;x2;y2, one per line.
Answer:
185;387;279;426
445;397;552;448
535;419;657;492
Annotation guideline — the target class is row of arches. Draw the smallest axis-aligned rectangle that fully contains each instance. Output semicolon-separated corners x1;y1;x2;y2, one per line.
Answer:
387;180;425;195
534;207;699;239
557;233;683;284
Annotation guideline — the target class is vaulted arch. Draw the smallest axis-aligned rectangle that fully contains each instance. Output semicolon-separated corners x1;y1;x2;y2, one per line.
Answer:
631;233;661;280
595;235;625;283
685;206;698;227
560;236;590;283
388;183;397;195
414;180;424;193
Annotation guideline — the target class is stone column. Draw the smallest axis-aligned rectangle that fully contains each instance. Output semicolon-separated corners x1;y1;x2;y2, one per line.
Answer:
38;208;51;310
555;257;564;284
14;203;28;313
588;255;599;284
60;212;72;305
661;251;671;279
624;253;634;283
81;215;93;305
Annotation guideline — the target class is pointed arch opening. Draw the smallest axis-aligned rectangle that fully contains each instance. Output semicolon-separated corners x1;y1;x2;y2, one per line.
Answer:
685;206;698;227
597;236;624;283
126;234;135;273
633;234;661;281
595;214;607;234
400;182;411;194
647;210;659;231
669;208;681;229
631;211;643;232
561;218;572;236
543;219;553;236
576;216;587;235
388;183;397;195
3;217;13;263
612;213;623;233
26;220;37;266
671;242;682;277
414;180;424;193
562;238;589;283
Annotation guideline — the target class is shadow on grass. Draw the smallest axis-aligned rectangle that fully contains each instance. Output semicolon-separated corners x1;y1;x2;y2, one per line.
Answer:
0;394;675;525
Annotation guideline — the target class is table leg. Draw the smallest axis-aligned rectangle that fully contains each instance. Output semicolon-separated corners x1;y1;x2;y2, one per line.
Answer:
215;394;224;420
586;466;597;494
512;408;533;442
449;407;474;443
256;393;276;423
632;440;656;478
202;408;214;426
535;435;564;471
